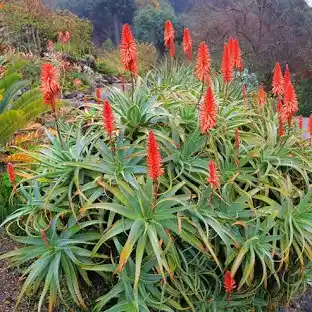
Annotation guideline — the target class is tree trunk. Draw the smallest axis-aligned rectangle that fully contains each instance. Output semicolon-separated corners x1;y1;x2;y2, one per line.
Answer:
113;14;120;45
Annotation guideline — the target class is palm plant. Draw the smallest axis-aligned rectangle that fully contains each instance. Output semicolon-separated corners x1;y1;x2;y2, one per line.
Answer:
0;60;48;147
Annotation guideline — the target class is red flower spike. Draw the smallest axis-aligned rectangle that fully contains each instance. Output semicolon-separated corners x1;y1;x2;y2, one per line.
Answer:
235;128;240;151
103;100;115;137
228;37;235;68
7;162;16;185
183;28;192;61
58;31;64;43
298;115;303;129
63;31;70;44
233;39;243;71
207;160;220;190
284;64;291;92
40;63;60;111
195;41;211;83
200;87;217;134
272;62;284;97
40;229;50;248
309;115;312;136
282;82;298;125
164;20;174;48
257;85;267;106
96;88;101;103
47;40;54;52
120;24;137;75
147;131;164;181
277;99;283;113
221;43;233;83
224;271;236;303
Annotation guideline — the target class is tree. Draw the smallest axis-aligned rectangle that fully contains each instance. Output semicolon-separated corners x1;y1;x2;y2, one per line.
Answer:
184;0;312;74
57;0;136;44
134;1;183;54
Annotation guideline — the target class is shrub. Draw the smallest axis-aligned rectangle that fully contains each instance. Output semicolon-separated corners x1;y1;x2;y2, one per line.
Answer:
96;43;157;77
0;172;19;223
2;0;93;54
297;77;312;117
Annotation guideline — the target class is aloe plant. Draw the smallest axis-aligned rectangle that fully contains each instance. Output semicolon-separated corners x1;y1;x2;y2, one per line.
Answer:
0;215;106;311
2;59;312;312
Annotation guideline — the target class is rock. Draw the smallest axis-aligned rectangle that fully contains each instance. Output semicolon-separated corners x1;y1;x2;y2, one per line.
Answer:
76;92;85;100
86;54;96;67
96;83;105;88
63;91;78;99
94;75;102;83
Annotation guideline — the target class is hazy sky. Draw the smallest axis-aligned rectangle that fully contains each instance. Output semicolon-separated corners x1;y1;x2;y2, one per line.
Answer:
307;0;312;6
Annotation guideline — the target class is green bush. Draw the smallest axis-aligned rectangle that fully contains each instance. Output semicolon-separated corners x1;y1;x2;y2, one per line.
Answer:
297;77;312;117
1;60;312;312
96;43;157;77
0;172;19;223
134;1;184;54
3;0;93;54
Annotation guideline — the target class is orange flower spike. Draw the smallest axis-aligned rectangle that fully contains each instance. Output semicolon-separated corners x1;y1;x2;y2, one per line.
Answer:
272;62;284;97
147;130;164;182
64;31;71;44
47;40;54;52
0;1;5;10
283;83;298;125
277;99;283;113
7;162;16;185
58;31;64;43
40;63;60;111
169;41;176;58
298;115;303;129
224;271;236;303
233;39;243;71
164;20;175;49
221;43;233;83
200;87;217;134
183;28;193;61
235;128;240;151
103;100;115;137
284;64;291;92
228;37;235;68
120;24;137;75
195;41;211;83
96;88;101;104
257;85;267;106
207;160;220;190
40;229;50;248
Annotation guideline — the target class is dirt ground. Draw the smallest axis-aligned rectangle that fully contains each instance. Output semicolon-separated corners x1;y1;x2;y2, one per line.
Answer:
0;229;32;312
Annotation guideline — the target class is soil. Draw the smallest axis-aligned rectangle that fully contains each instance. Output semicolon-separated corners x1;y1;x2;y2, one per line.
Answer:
282;290;312;312
0;229;30;312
